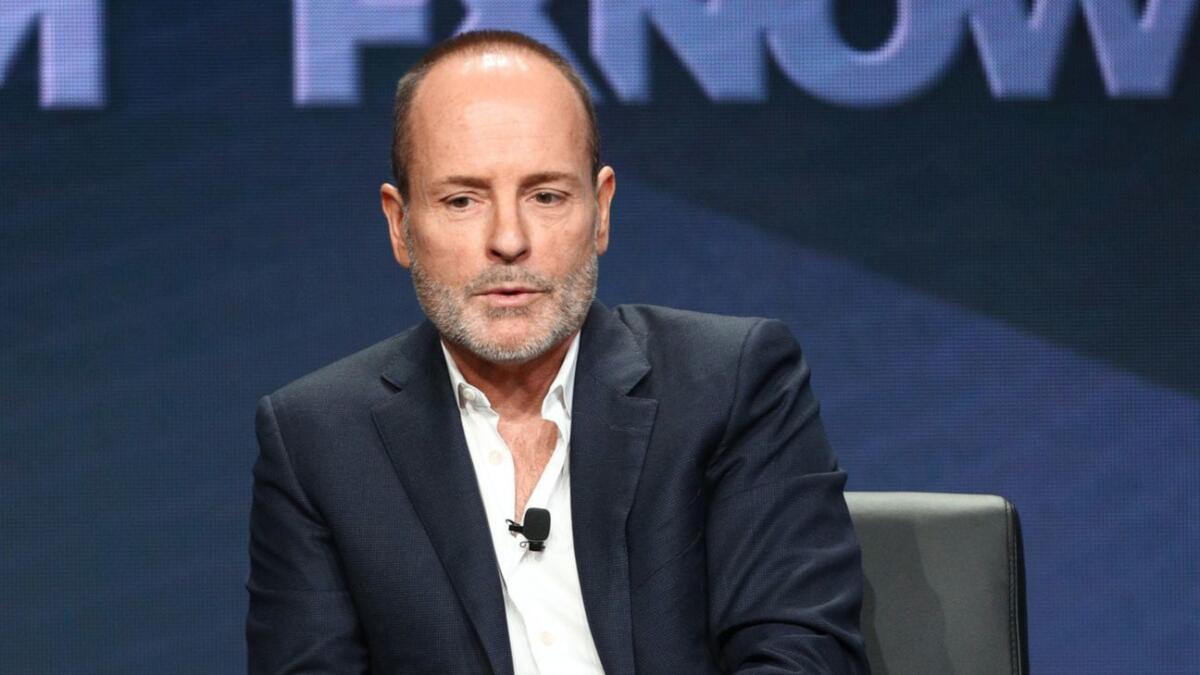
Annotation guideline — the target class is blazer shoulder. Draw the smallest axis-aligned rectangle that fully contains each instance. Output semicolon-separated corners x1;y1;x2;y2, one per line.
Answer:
609;303;794;374
264;327;416;413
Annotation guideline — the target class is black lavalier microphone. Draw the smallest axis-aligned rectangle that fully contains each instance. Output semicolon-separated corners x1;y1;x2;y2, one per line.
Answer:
506;507;551;552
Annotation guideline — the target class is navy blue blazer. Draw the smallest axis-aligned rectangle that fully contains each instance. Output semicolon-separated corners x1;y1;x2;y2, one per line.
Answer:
247;302;869;674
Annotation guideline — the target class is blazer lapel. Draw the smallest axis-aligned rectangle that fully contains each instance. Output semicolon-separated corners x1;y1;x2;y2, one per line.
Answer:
371;321;513;675
571;303;658;675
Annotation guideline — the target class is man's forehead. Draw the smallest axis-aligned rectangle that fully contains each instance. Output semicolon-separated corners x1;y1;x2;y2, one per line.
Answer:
405;46;591;178
412;46;584;120
447;48;535;76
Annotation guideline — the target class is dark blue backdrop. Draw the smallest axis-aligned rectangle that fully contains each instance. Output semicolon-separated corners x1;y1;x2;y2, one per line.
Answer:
3;2;1198;673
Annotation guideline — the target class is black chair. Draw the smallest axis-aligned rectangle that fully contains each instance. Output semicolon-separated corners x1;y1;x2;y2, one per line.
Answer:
844;492;1029;675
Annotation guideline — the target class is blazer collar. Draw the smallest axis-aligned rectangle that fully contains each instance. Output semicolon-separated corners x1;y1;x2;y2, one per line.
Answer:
373;319;513;674
568;302;658;674
373;302;658;675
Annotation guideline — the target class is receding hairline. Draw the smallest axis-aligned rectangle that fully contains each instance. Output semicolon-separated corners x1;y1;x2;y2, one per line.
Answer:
390;31;601;201
409;45;590;131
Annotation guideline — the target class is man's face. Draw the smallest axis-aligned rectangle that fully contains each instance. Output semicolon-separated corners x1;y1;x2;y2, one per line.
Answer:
382;49;614;363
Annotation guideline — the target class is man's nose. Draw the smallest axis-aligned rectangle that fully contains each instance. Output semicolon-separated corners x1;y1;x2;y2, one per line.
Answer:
486;199;530;264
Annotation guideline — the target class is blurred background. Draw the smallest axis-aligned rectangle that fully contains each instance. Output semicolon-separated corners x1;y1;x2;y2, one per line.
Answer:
2;1;1197;673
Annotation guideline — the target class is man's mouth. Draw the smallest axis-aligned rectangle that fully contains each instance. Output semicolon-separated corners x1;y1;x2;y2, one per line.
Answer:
483;285;539;295
477;285;547;306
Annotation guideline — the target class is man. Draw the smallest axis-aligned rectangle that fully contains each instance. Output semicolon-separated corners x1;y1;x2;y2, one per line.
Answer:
248;30;868;674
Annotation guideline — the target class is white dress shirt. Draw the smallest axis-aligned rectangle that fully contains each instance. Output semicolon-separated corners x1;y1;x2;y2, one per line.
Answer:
440;334;606;675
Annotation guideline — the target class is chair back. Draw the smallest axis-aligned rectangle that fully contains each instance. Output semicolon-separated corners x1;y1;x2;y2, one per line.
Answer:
844;492;1029;675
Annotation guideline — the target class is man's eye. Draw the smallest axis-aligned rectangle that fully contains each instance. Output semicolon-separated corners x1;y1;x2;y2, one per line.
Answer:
447;196;473;209
533;191;562;205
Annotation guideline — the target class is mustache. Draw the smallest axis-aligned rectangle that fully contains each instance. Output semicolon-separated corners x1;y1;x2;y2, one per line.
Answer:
463;267;554;295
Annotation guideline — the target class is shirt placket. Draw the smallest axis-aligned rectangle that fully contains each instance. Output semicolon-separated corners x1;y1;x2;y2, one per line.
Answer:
510;398;574;674
474;406;527;577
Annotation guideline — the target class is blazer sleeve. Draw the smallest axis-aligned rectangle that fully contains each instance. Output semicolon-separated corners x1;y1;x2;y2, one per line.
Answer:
246;394;370;674
705;319;870;674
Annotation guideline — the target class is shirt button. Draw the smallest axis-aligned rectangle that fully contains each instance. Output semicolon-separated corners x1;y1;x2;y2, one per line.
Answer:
462;388;476;403
488;451;502;466
540;630;554;646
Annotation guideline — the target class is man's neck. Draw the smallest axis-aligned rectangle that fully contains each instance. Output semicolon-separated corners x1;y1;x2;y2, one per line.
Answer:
443;334;576;417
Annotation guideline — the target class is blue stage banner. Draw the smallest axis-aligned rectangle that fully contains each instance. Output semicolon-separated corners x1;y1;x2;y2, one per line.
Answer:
3;2;1197;673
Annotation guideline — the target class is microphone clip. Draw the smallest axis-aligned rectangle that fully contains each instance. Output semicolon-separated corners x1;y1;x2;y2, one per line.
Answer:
506;508;551;552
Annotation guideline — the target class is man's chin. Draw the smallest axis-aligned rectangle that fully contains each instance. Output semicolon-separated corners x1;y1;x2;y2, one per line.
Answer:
458;318;568;364
478;334;550;362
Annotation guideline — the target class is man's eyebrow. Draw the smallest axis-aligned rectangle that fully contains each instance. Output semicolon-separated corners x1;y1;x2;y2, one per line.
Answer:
431;175;491;191
430;172;582;191
520;171;581;189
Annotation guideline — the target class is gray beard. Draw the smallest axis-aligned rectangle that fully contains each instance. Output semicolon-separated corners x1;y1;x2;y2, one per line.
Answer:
406;227;597;364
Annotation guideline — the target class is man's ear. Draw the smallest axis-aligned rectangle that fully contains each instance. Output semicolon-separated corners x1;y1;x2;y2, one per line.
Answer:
594;166;616;256
380;183;412;268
